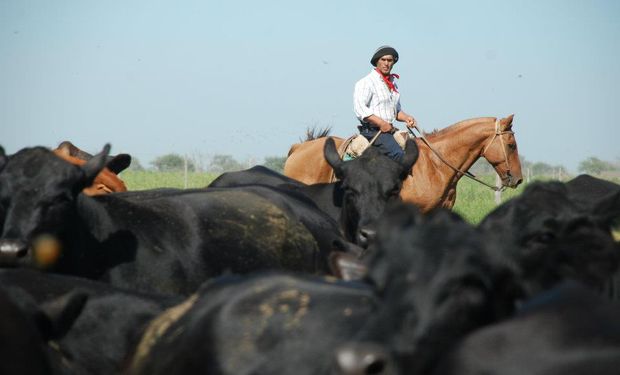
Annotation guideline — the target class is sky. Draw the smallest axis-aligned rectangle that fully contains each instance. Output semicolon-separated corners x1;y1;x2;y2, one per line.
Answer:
1;0;619;172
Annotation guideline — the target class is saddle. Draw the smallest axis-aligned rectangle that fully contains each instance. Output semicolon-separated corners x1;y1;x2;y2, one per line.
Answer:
339;130;411;161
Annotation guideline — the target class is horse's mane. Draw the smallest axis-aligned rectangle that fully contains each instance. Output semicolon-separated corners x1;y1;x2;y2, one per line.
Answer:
424;117;495;138
302;126;332;142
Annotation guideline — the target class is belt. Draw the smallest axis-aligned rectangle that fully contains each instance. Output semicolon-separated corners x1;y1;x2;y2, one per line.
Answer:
359;122;394;132
359;122;379;131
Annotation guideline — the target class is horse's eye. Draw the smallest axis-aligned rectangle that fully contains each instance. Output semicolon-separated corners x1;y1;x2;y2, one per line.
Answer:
508;144;517;150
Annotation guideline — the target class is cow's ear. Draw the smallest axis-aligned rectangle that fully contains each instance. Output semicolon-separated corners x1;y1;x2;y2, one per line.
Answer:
566;175;620;228
324;137;344;179
399;139;419;178
592;190;620;229
106;153;132;174
329;252;368;281
0;146;7;171
35;291;89;340
81;144;111;186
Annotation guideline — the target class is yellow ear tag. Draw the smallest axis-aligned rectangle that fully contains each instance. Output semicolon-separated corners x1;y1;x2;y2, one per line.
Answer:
32;234;62;269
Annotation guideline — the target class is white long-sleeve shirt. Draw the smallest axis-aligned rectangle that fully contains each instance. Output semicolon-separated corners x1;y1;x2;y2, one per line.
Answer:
353;69;401;125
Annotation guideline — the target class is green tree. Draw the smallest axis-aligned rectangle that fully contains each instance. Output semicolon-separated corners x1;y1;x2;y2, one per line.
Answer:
151;154;195;172
578;157;611;175
127;157;145;171
518;155;532;171
531;162;554;176
263;156;287;173
208;155;244;173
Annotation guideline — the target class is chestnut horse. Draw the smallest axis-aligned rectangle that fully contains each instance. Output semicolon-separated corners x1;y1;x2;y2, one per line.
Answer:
284;115;523;213
53;141;130;196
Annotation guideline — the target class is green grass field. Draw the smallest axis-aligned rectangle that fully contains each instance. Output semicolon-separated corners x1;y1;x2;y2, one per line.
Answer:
120;170;219;190
120;170;526;225
452;175;526;224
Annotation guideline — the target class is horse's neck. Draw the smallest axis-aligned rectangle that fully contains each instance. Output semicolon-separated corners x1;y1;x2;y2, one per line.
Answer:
423;118;495;174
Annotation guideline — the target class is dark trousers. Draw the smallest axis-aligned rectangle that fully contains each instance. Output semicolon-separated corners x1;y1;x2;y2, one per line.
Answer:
359;127;404;162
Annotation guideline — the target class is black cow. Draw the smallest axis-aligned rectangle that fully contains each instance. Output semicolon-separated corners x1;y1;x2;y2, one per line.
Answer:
478;180;620;299
209;164;307;190
127;204;518;375
0;145;342;294
433;281;620;375
0;268;183;375
0;273;102;375
210;138;419;247
565;174;620;297
0;285;61;375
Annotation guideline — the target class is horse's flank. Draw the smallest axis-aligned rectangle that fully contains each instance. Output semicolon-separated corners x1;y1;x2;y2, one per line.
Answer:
283;116;523;213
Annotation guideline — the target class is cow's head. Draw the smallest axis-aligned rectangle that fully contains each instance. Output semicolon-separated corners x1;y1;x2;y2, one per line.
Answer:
346;204;519;373
0;145;110;268
324;137;419;247
479;180;620;298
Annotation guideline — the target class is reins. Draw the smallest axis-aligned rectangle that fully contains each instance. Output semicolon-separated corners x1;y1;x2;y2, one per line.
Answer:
407;119;512;192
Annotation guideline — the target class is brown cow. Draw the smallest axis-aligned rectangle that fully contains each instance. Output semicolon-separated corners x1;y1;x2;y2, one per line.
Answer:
53;141;130;195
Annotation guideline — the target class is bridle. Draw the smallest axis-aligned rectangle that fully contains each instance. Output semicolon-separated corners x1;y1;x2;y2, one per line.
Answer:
481;119;515;187
408;118;514;192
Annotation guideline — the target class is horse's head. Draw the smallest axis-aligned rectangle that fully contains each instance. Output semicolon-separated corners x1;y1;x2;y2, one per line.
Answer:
481;114;523;188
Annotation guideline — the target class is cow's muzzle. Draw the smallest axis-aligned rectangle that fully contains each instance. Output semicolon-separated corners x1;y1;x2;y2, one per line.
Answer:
0;239;29;264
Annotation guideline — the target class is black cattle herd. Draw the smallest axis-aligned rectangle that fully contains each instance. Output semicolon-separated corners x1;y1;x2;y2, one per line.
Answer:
0;140;619;375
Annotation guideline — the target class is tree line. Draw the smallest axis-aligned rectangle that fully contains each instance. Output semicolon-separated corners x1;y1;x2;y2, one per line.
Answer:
128;154;288;173
470;155;619;179
128;152;619;178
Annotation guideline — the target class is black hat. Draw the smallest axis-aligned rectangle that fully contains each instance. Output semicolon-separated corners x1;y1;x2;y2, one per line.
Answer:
370;45;399;66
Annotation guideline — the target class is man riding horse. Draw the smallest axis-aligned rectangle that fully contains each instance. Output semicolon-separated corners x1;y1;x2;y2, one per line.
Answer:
354;45;418;161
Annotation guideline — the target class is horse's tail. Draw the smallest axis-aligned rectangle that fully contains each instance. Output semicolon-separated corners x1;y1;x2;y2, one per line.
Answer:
301;126;331;142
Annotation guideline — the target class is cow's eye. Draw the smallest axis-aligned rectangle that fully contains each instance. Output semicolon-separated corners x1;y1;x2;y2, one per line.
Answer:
436;277;487;307
531;231;556;244
48;194;71;206
344;186;360;197
42;194;71;212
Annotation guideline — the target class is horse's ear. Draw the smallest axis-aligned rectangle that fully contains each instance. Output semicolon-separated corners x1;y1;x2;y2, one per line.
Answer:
55;142;72;157
324;137;344;178
500;114;515;131
399;139;419;179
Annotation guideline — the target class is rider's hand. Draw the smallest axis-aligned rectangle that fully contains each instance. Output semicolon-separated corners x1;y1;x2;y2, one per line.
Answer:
380;121;394;133
405;116;417;129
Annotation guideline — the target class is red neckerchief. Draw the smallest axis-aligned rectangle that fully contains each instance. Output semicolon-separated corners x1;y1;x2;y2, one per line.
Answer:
375;67;399;93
